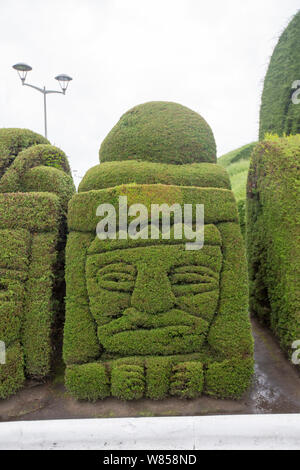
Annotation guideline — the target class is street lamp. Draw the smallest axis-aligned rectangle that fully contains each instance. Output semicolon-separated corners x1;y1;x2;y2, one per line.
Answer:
12;63;73;139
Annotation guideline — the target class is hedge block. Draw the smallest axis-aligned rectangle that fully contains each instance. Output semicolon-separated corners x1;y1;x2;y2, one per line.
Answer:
0;135;74;398
247;135;300;359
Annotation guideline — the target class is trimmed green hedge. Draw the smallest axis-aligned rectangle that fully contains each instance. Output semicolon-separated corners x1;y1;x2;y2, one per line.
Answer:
99;102;217;165
247;134;300;358
259;12;300;139
79;160;230;193
64;183;253;401
68;184;238;233
218;142;257;236
0;128;49;178
0;135;74;399
64;106;252;401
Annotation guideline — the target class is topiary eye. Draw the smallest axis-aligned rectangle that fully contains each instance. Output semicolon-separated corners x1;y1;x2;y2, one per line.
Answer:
96;263;136;292
169;265;218;296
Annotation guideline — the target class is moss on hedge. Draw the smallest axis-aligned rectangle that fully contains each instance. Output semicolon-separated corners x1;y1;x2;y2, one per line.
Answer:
247;134;300;358
0;136;74;398
99;102;217;165
259;12;300;139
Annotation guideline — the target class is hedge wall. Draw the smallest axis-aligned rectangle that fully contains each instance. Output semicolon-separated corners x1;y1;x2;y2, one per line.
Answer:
0;138;74;399
247;134;300;357
259;11;300;139
99;102;217;165
218;142;257;236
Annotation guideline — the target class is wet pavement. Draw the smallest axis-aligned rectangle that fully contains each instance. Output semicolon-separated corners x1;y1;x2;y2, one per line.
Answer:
0;318;300;422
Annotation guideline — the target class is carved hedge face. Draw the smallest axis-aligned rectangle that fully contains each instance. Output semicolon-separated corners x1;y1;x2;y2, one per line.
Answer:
86;241;222;357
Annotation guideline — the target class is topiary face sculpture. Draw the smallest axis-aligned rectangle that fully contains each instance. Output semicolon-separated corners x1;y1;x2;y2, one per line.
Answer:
64;102;254;401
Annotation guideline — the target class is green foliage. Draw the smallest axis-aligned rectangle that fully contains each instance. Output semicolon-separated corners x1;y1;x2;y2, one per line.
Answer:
145;357;172;400
218;143;257;236
0;343;25;399
218;142;257;168
99;102;217;165
0;128;49;178
111;364;145;400
206;357;254;399
170;361;204;398
64;181;253;401
0;144;73;193
0;135;74;398
64;103;252;402
0;144;11;180
63;232;101;365
68;184;238;233
0;128;49;157
22;232;58;377
247;135;300;356
259;12;300;139
79;161;230;193
22;166;75;211
65;363;110;401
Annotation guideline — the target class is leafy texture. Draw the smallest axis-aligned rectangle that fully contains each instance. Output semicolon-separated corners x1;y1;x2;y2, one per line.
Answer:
0;128;49;178
0;133;74;399
247;135;300;360
99;102;217;165
64;104;253;401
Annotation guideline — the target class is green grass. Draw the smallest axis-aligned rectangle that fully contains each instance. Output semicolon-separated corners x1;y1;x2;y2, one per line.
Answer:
218;143;257;235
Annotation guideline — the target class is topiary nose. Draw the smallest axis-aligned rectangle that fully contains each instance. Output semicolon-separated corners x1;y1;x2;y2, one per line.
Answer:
130;268;175;314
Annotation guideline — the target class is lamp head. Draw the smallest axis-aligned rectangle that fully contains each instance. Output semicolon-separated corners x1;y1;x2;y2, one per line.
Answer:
12;63;32;82
55;74;73;93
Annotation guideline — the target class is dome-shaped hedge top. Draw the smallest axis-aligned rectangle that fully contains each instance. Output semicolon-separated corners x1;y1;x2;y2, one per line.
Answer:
0;128;49;157
99;102;217;165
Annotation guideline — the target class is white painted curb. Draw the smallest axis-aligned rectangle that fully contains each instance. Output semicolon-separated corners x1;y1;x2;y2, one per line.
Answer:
0;414;300;450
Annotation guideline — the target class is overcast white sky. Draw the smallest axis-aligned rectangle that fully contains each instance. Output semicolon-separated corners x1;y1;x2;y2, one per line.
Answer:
0;0;299;184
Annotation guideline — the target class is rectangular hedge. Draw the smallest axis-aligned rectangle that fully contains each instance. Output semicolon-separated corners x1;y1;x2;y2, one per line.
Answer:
0;193;61;397
247;135;300;357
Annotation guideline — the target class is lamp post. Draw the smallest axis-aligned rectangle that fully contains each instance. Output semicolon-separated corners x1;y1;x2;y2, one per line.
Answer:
12;63;72;139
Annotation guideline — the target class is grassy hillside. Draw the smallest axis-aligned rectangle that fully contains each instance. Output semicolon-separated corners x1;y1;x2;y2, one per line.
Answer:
218;142;257;235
